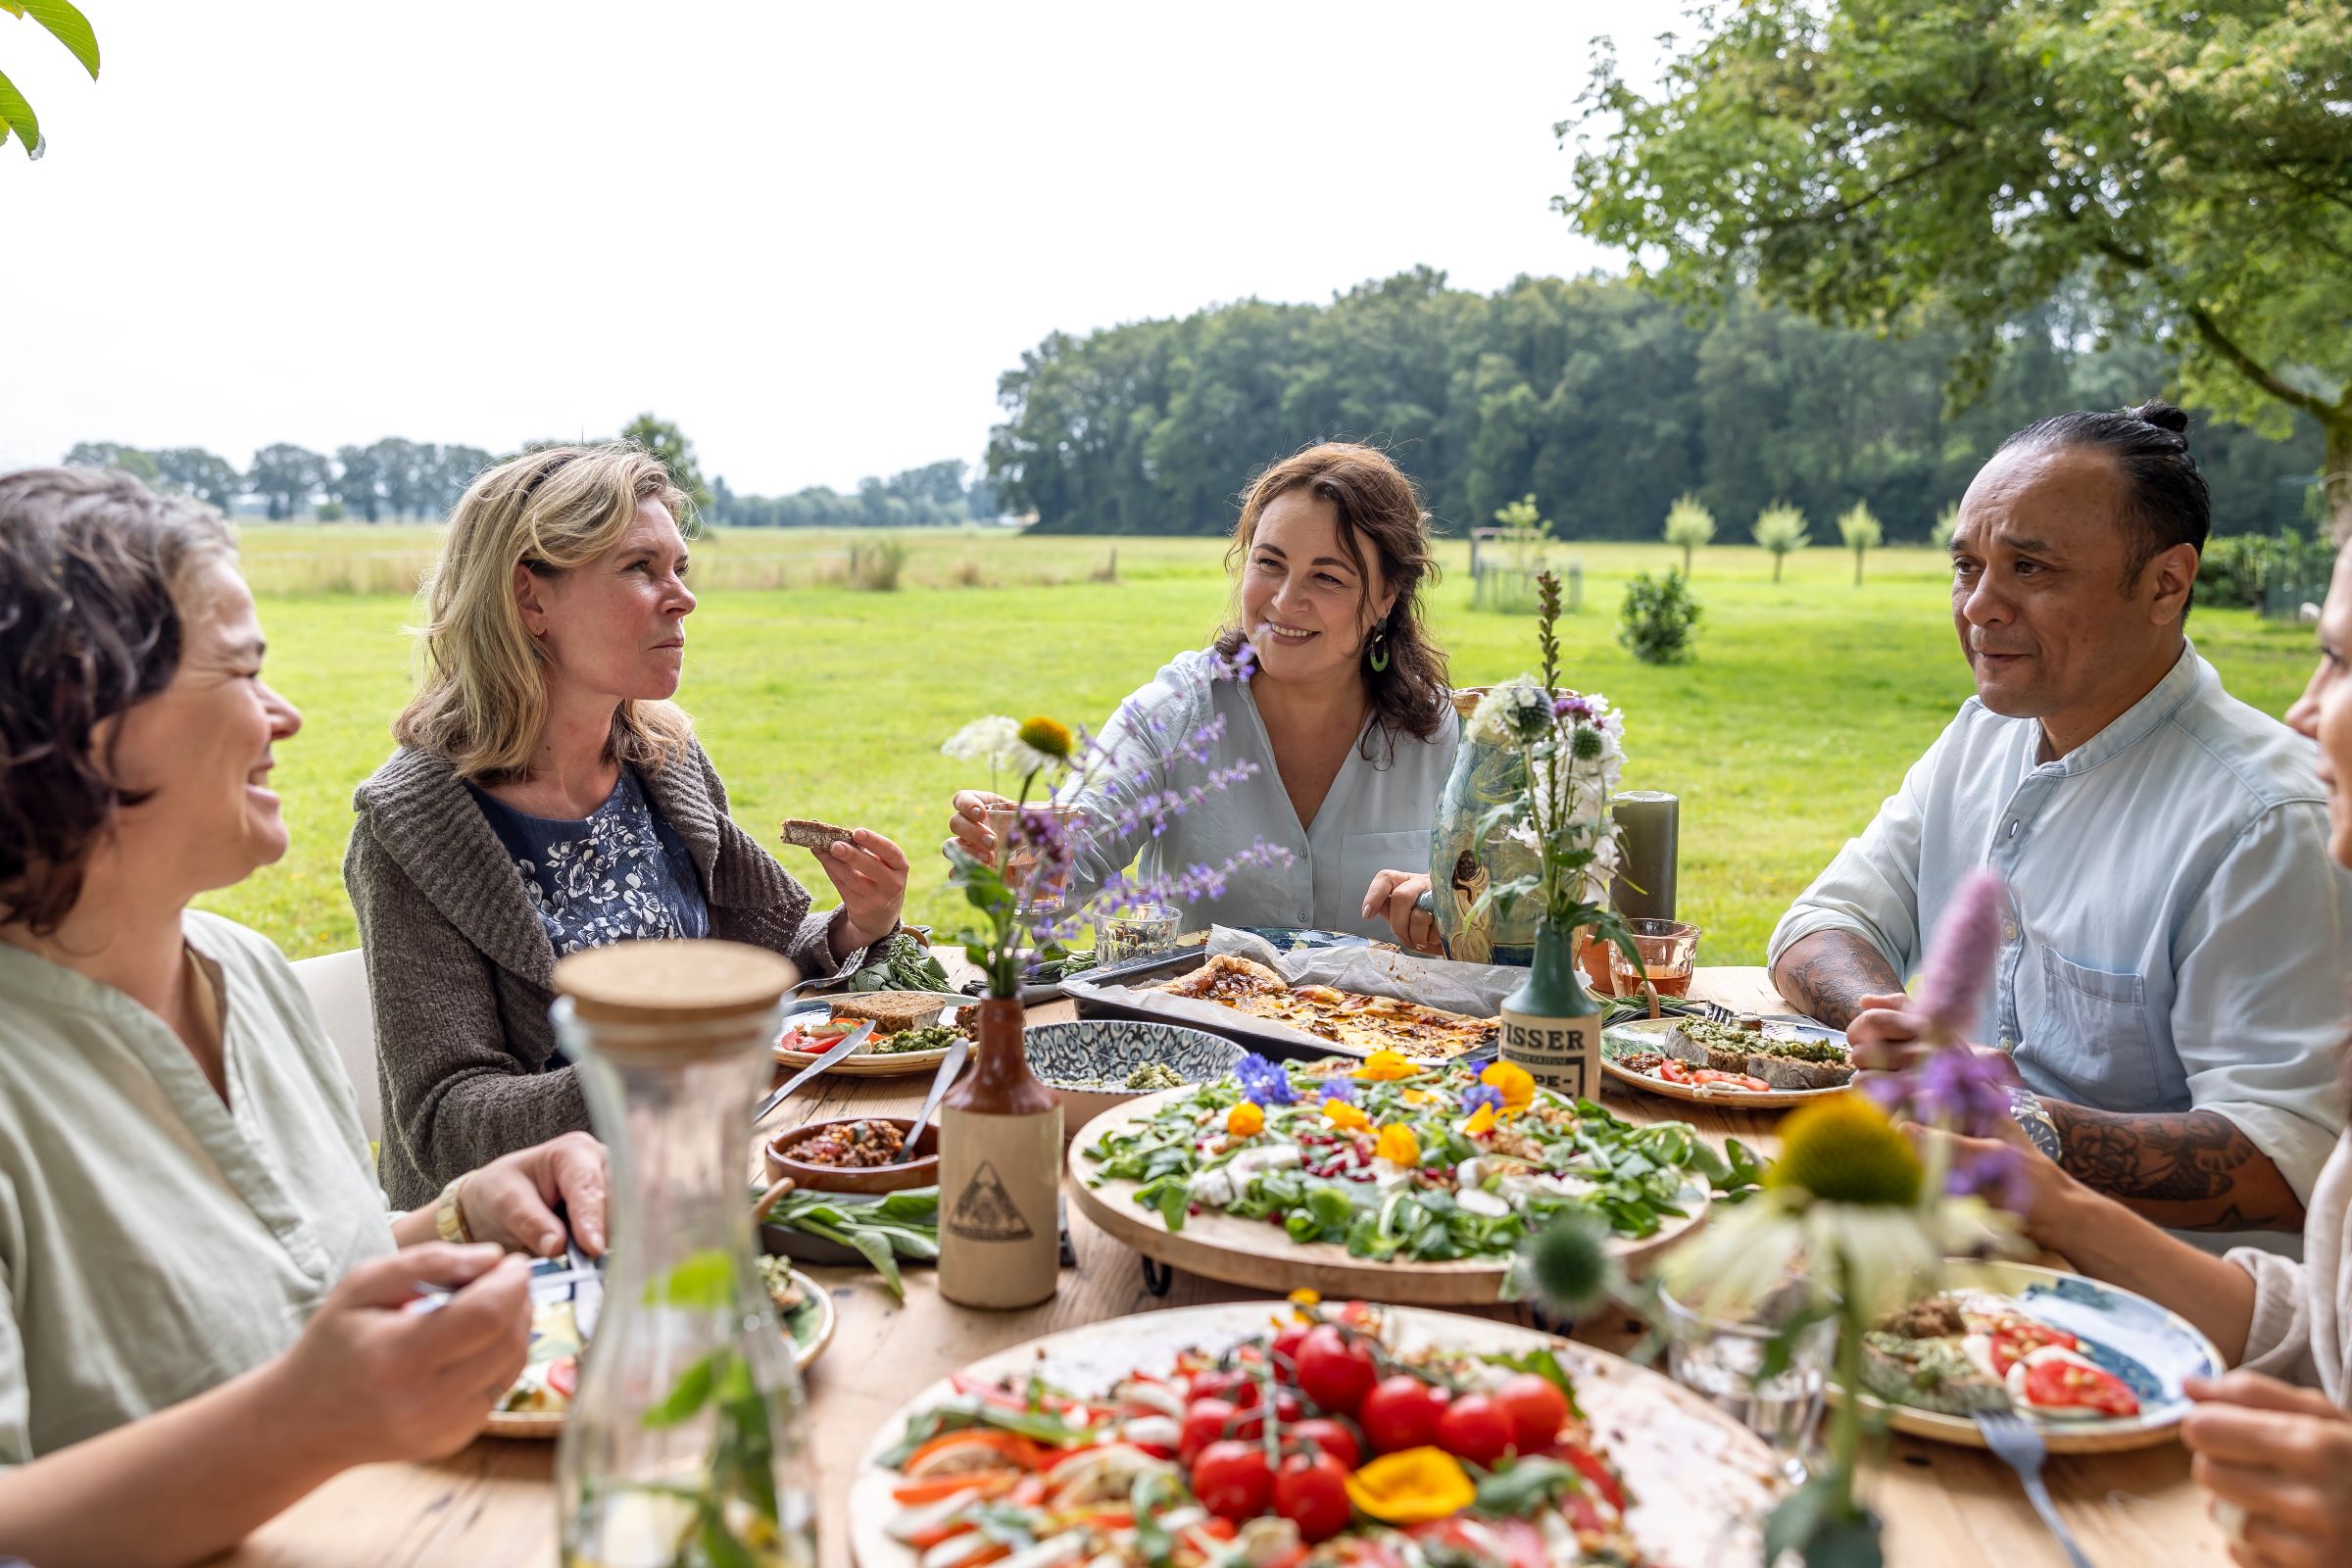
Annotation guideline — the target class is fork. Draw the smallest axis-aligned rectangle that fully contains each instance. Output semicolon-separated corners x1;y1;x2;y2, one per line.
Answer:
1973;1410;2096;1568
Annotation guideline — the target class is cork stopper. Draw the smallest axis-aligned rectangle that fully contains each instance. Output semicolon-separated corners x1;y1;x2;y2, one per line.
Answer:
553;940;799;1027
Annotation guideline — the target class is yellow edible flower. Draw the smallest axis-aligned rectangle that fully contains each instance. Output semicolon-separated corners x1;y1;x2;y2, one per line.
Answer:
1288;1289;1322;1307
1344;1447;1477;1524
1481;1060;1536;1113
1401;1088;1436;1106
1375;1123;1421;1166
1226;1102;1265;1138
1325;1100;1371;1132
1461;1104;1496;1137
1353;1050;1417;1082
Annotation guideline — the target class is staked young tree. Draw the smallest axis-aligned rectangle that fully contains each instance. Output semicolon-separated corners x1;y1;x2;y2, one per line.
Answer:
1662;493;1716;575
1838;502;1885;587
1752;504;1810;585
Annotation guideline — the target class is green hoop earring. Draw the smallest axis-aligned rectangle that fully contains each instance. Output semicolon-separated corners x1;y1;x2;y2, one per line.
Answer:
1367;620;1391;673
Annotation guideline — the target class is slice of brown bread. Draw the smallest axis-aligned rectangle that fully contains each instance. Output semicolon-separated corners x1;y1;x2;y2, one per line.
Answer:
829;992;944;1033
780;817;854;852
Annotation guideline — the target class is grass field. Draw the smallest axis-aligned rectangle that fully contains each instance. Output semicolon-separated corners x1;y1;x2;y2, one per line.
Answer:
197;526;2322;965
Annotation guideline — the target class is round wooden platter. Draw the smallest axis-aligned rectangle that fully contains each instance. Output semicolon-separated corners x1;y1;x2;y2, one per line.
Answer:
482;1267;837;1440
1834;1259;2225;1455
849;1301;1783;1568
1599;1018;1846;1110
1066;1088;1709;1305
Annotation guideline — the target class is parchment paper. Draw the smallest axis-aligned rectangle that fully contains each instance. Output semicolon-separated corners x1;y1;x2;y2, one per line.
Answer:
1058;925;1525;1054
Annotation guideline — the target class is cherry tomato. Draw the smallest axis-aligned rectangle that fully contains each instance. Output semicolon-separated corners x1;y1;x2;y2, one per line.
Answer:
1181;1397;1241;1463
1358;1375;1449;1454
1190;1369;1250;1405
1270;1390;1305;1425
1270;1324;1311;1384
1273;1451;1353;1543
1191;1439;1276;1522
1287;1416;1362;1471
1494;1374;1569;1451
1549;1443;1628;1514
1295;1324;1378;1416
1436;1393;1515;1466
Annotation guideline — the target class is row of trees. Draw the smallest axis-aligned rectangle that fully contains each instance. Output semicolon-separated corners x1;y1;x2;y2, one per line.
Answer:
984;270;2328;541
63;414;998;531
64;438;502;522
705;460;1002;530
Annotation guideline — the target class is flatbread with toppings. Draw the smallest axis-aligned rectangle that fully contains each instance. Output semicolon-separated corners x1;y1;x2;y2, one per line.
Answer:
1152;953;1497;1060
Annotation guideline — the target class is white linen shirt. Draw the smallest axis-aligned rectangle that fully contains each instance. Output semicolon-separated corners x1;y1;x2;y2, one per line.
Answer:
1059;650;1459;939
1768;643;2352;1203
0;911;394;1460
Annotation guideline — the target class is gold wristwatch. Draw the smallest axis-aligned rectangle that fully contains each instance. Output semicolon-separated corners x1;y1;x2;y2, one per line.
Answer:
434;1175;474;1244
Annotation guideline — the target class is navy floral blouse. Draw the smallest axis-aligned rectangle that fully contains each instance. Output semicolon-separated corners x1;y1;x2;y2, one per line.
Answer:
468;769;711;958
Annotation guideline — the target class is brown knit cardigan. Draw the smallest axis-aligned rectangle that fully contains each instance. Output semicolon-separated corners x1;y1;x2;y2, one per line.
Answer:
344;741;868;1207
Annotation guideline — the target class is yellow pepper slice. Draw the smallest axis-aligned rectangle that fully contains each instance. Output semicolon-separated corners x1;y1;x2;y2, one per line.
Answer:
1344;1446;1477;1524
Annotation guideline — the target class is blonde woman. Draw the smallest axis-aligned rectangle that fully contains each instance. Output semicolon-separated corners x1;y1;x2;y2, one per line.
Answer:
348;445;907;1207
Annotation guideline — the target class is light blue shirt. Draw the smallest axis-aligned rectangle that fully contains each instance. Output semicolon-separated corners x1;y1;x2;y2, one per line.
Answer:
1060;650;1458;939
1770;643;2352;1204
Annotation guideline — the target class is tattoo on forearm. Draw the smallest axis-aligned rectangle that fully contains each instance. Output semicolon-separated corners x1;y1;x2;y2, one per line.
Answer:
1774;934;1903;1029
2043;1103;2304;1232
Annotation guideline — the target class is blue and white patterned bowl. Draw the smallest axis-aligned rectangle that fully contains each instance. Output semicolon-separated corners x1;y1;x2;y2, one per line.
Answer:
1025;1019;1244;1143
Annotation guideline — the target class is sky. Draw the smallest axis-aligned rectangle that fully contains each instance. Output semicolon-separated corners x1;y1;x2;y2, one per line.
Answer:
0;2;1687;496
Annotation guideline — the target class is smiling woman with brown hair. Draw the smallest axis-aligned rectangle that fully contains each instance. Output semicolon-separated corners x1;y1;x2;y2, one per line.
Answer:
0;467;605;1568
944;441;1459;941
348;444;910;1208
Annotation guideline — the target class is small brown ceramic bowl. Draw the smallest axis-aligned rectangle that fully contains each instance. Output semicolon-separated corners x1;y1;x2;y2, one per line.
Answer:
763;1115;940;1194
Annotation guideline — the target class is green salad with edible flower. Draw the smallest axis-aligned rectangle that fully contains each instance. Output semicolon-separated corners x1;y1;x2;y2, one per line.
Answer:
1080;1052;1757;1267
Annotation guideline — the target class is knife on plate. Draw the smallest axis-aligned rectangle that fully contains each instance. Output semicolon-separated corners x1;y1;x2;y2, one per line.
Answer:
752;1017;876;1126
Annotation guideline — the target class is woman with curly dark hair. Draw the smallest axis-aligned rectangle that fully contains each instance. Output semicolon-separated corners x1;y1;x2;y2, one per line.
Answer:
944;442;1460;943
0;467;604;1567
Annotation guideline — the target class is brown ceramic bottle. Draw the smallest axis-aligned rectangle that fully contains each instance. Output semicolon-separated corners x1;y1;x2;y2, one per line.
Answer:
937;999;1063;1308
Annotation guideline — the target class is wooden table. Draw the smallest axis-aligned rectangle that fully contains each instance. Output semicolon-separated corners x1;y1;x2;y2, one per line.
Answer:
213;968;2227;1568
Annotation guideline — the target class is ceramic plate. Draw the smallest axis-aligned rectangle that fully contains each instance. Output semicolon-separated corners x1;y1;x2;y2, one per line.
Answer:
483;1266;835;1441
771;1000;970;1078
1849;1258;2225;1452
1600;1015;1851;1107
848;1302;1782;1568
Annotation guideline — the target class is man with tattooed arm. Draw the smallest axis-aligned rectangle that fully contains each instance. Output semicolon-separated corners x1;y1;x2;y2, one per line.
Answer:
1770;403;2352;1245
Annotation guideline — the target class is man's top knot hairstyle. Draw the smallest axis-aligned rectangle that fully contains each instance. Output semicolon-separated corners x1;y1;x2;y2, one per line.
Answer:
1999;399;2211;600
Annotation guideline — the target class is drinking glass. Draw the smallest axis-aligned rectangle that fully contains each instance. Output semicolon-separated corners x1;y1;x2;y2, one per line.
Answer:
1611;917;1700;998
982;802;1084;911
1098;905;1180;967
1661;1277;1835;1482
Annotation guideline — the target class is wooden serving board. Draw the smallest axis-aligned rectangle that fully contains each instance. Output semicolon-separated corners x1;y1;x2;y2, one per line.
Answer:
849;1302;1783;1568
1066;1088;1708;1305
482;1268;837;1441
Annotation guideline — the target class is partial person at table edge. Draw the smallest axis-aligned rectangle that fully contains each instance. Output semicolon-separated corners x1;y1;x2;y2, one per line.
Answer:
1769;403;2352;1238
346;444;909;1209
0;467;605;1568
946;441;1458;942
1942;530;2352;1567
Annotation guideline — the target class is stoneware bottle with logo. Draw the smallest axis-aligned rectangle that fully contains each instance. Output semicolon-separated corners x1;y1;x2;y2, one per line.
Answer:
1499;917;1601;1101
938;999;1062;1308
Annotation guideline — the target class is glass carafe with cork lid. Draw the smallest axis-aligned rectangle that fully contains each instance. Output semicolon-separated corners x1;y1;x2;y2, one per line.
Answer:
551;939;813;1568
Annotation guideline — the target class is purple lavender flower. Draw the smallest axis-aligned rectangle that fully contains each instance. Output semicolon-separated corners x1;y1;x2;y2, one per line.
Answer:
1458;1083;1504;1116
1916;869;2005;1045
1210;640;1258;684
1945;1140;2034;1214
1909;1046;2020;1137
1235;1054;1296;1106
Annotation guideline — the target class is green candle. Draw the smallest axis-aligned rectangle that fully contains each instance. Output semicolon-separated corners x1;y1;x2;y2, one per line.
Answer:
1610;791;1679;921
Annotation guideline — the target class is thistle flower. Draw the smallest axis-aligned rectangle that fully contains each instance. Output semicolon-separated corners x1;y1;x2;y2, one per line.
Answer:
1916;869;2005;1045
1527;1214;1610;1318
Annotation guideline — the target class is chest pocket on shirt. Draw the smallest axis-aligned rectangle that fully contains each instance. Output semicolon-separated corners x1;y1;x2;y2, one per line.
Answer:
1340;830;1431;928
2034;948;2163;1110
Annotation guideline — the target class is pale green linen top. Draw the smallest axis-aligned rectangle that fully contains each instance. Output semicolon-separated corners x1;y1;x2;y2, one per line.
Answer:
0;910;395;1461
